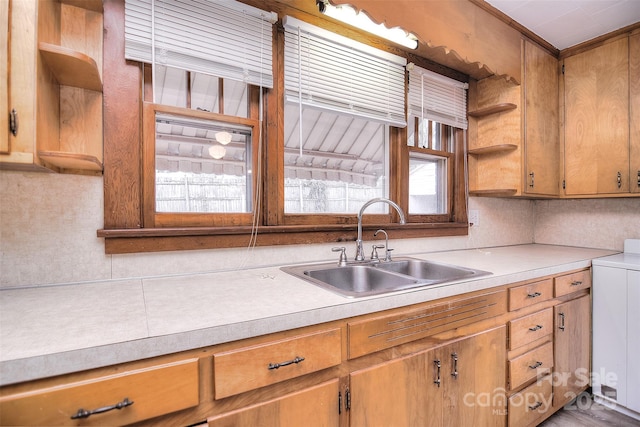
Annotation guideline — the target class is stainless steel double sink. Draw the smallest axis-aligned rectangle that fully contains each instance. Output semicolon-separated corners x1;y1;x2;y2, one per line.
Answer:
281;257;491;298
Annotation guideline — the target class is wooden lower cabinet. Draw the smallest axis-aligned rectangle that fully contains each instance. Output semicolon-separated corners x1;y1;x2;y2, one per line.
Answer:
553;294;591;409
207;379;340;427
349;326;507;427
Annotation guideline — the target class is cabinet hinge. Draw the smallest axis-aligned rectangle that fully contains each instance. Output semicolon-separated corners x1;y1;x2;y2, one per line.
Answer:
338;391;342;414
562;180;566;190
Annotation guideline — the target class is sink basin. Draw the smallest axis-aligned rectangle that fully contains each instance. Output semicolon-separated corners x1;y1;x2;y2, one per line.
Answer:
281;257;491;298
374;258;491;282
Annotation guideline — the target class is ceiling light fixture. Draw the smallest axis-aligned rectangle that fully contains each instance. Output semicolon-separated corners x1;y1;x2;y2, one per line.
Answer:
318;1;418;49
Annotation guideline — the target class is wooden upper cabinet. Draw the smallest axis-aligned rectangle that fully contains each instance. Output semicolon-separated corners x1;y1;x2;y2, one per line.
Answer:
563;37;629;195
630;32;640;194
0;0;103;174
468;39;559;197
523;39;559;196
1;0;8;154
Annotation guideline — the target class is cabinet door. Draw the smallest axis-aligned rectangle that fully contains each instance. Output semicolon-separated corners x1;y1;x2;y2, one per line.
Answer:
1;0;8;153
349;347;443;427
564;37;629;195
207;380;340;427
553;294;591;408
523;39;559;196
443;327;507;427
630;33;640;194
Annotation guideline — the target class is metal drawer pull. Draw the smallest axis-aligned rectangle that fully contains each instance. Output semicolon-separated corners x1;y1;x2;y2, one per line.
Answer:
558;312;566;331
434;359;441;387
528;361;543;370
268;356;305;370
451;353;458;379
71;397;133;419
570;280;583;286
526;292;542;298
528;324;543;331
529;401;543;411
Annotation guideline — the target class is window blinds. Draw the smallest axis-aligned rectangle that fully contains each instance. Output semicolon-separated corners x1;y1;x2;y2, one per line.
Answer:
283;16;407;127
124;0;276;88
407;63;469;130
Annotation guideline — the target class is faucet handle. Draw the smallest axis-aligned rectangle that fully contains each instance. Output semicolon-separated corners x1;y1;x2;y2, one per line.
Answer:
332;247;348;266
371;244;385;261
384;247;394;262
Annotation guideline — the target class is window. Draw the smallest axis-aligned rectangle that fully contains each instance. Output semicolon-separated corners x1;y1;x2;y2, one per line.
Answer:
100;1;469;253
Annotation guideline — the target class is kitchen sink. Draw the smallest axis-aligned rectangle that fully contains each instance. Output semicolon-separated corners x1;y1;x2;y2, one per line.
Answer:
281;257;491;298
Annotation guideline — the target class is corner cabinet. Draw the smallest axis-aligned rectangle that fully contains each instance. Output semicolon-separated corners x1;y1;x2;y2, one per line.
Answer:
563;33;639;196
468;39;559;198
1;0;103;174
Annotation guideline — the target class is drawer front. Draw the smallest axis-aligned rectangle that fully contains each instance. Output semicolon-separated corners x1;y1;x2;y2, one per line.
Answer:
508;375;553;427
508;341;553;390
348;290;507;359
509;308;553;350
213;328;342;399
0;358;199;426
554;269;591;297
508;279;553;311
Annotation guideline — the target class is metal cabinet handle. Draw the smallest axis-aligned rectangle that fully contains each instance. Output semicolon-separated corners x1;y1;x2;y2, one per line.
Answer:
268;356;305;370
558;312;565;331
529;401;543;411
570;280;582;287
529;172;535;188
526;292;542;298
617;171;622;189
71;397;133;420
10;109;18;136
451;353;458;379
434;359;441;387
528;361;543;370
528;324;543;332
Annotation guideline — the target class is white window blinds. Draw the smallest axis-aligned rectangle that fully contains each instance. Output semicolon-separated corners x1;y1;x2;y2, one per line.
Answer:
283;16;407;127
124;0;276;88
407;63;468;130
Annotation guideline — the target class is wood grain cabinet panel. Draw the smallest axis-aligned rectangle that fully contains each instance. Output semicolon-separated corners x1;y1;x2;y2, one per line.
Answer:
508;279;553;311
508;374;553;427
0;358;199;426
563;37;629;195
630;32;640;194
509;307;553;350
212;328;342;399
508;341;553;390
554;269;591;297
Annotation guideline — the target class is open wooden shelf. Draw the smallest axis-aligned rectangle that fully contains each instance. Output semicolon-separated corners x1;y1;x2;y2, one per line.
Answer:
469;189;518;197
468;103;517;118
38;151;103;172
468;144;518;155
39;42;102;92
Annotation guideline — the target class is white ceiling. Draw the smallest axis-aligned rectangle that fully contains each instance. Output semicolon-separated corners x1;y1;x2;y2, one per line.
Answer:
485;0;640;50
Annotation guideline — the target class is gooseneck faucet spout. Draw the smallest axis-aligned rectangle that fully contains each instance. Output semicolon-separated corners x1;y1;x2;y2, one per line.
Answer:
355;198;406;261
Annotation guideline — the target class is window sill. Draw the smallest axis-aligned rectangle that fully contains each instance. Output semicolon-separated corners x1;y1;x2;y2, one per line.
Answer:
97;223;468;254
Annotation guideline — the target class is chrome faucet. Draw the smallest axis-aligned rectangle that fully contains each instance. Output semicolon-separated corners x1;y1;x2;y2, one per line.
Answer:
355;198;406;261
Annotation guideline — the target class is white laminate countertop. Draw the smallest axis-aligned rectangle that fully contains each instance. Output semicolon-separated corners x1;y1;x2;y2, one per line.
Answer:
0;244;616;386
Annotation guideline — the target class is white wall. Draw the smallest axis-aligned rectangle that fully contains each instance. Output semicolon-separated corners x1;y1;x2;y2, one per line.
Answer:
2;170;637;289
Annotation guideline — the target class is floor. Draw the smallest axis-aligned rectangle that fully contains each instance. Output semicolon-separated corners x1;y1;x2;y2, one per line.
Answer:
539;397;640;427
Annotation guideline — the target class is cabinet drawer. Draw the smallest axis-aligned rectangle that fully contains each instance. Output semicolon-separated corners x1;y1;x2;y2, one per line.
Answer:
508;341;553;390
0;358;199;426
348;290;507;359
554;269;591;297
508;375;553;427
213;328;342;399
509;308;553;350
509;279;553;311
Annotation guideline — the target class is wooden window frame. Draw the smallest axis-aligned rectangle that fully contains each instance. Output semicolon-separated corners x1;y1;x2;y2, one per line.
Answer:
98;0;469;254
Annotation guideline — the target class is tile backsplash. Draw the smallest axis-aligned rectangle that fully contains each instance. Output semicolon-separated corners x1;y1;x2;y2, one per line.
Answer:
1;170;637;288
